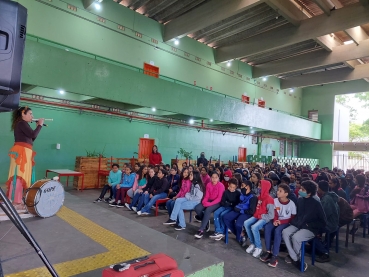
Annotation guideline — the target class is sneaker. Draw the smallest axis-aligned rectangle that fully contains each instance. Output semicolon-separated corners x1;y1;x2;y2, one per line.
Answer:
350;226;359;235
194;230;204;239
285;255;293;264
104;198;112;203
246;244;255;254
117;203;124;208
151;206;156;210
132;207;137;212
194;215;202;223
174;225;185;231
93;198;102;203
109;202;118;207
209;232;224;239
296;261;308;272
214;234;225;241
315;253;330;263
205;220;211;232
268;256;278;268
252;248;263;258
125;203;132;210
109;199;115;204
141;212;150;216
163;219;177;225
137;211;142;216
260;252;272;262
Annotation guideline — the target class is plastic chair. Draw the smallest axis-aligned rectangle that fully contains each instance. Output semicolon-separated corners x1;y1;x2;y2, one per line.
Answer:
361;213;369;238
325;227;339;254
301;239;315;272
155;198;169;216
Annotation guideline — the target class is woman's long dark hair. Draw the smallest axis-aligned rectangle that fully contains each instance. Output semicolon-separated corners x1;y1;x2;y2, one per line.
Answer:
179;167;190;189
137;165;148;181
11;106;31;131
192;170;205;192
152;145;158;153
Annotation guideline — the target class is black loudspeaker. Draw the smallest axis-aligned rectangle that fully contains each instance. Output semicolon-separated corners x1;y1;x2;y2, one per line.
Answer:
0;0;27;111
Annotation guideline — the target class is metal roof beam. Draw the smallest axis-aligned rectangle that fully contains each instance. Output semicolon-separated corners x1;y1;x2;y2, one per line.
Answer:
311;0;335;16
265;0;308;26
215;3;369;63
253;39;369;78
315;34;341;51
280;63;369;89
163;0;261;42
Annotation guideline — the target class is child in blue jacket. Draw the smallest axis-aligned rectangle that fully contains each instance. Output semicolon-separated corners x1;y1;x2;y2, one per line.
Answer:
110;165;136;208
94;163;122;203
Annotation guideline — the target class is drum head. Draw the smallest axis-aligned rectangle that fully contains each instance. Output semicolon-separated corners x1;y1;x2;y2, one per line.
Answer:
34;180;65;218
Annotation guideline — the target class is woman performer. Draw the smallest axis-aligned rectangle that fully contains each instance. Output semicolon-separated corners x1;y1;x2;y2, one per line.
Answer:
6;106;44;209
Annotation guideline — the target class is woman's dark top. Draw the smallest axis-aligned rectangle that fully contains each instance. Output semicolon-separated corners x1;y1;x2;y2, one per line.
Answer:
14;120;42;146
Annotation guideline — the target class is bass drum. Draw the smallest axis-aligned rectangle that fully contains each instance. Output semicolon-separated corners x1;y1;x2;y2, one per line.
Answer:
25;179;65;218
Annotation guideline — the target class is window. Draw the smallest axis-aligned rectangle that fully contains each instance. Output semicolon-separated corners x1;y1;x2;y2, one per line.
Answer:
308;110;318;122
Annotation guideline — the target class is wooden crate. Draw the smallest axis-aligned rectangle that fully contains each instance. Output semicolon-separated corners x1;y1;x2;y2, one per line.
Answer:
73;156;108;189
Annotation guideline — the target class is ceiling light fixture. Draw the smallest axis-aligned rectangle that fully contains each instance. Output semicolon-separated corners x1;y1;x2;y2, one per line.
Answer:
189;119;195;124
94;3;101;10
344;40;354;45
59;90;65;95
290;88;294;93
151;107;156;112
209;119;213;122
174;39;179;45
227;61;231;67
262;77;267;81
250;130;255;134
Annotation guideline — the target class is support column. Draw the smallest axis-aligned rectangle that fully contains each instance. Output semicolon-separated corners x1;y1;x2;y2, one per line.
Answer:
257;137;262;156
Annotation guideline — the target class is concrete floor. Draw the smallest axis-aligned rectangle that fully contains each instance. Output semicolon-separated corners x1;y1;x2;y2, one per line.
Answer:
68;189;369;277
1;186;369;277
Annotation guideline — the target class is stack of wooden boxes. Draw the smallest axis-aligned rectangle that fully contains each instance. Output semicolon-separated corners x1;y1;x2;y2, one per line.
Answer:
74;157;108;190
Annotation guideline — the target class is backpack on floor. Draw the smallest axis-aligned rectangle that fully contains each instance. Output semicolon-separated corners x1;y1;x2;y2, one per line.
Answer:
102;253;184;277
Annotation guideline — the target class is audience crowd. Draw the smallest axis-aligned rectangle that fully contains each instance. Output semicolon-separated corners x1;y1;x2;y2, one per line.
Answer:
94;149;369;272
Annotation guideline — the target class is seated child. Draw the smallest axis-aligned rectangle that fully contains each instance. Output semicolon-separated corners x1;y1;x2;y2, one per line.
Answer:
163;171;205;230
194;172;225;239
94;163;122;203
166;168;191;217
223;180;257;243
125;165;148;210
210;178;240;240
260;184;296;268
282;180;327;272
109;165;135;207
244;180;274;258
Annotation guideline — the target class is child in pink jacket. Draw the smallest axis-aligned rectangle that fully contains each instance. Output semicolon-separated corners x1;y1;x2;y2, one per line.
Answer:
194;171;225;239
166;168;191;217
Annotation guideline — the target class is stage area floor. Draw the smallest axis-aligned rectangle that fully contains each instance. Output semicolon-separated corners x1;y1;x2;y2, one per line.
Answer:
1;186;369;277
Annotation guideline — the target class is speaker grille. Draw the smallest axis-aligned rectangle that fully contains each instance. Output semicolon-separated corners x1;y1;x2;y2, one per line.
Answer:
19;25;26;39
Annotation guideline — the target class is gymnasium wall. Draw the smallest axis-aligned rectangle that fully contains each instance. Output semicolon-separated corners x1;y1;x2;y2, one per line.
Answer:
14;0;303;115
0;104;281;183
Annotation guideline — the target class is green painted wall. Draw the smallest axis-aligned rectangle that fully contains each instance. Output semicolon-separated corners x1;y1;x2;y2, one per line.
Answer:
0;103;282;183
15;0;303;115
300;80;369;167
21;39;321;139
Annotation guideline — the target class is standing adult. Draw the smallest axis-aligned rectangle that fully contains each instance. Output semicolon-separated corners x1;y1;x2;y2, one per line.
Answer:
149;145;162;165
7;107;44;207
197;152;208;167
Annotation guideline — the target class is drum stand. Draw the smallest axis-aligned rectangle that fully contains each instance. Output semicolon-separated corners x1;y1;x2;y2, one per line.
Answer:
0;188;59;277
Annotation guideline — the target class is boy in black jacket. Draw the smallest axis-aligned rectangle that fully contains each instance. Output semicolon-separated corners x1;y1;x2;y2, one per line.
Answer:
210;178;240;240
137;169;169;216
282;180;327;272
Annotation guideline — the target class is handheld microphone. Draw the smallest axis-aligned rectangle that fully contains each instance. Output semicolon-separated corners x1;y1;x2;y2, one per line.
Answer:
31;121;48;127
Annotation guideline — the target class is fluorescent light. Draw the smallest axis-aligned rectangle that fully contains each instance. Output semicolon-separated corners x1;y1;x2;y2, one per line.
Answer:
174;39;179;45
189;119;195;124
59;90;65;95
151;107;156;112
262;77;267;81
227;61;231;67
344;40;354;45
290;88;294;93
209;119;213;122
94;3;101;10
250;131;255;134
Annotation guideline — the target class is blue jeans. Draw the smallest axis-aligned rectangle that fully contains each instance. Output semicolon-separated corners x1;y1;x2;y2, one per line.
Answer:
137;193;150;211
223;211;251;242
170;198;199;228
130;191;142;209
213;206;233;233
264;221;289;256
140;193;167;214
166;199;176;216
244;217;266;249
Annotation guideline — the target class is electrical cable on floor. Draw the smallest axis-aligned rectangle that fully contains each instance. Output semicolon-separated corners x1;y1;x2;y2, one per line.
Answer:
0;226;13;242
0;250;35;263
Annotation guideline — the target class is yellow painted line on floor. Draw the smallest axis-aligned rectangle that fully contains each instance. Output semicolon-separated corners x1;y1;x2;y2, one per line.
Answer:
6;206;150;277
